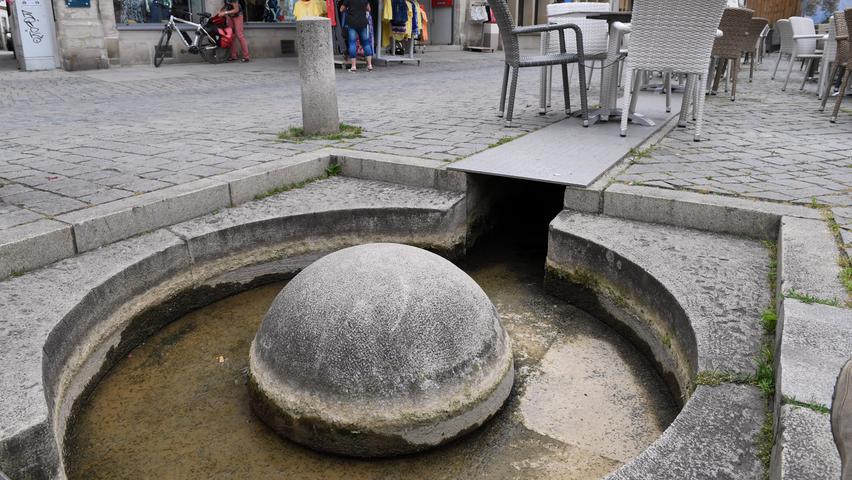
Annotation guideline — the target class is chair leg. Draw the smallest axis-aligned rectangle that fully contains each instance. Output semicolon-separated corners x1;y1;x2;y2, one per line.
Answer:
782;49;797;91
749;49;755;82
678;74;695;127
800;57;813;91
620;67;634;137
629;69;641;115
586;61;593;91
707;58;716;92
772;51;783;79
665;72;672;113
499;63;509;117
539;65;548;114
694;74;708;142
831;68;851;123
505;67;519;127
821;63;839;112
693;75;698;121
561;63;571;115
730;59;739;101
547;66;553;109
712;58;726;93
576;59;589;127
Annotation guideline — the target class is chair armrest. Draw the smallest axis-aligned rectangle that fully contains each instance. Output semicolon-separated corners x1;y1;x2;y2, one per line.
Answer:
837;34;849;41
612;21;631;33
513;23;577;35
793;34;824;39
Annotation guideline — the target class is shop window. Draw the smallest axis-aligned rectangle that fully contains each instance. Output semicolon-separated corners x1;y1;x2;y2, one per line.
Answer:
244;0;295;22
114;0;206;24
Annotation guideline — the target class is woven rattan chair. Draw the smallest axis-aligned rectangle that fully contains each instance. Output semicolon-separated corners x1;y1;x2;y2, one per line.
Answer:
772;19;794;79
829;9;851;123
620;0;727;142
780;16;823;91
488;0;589;127
745;17;769;81
817;16;838;98
539;2;609;114
709;8;754;100
821;10;848;112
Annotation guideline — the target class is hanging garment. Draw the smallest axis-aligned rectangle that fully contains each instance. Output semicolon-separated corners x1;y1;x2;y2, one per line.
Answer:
326;0;337;25
263;0;282;22
293;0;326;19
409;0;418;39
418;3;428;42
391;0;407;25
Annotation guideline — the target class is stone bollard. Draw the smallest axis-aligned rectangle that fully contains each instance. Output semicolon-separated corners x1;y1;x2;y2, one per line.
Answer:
296;17;340;136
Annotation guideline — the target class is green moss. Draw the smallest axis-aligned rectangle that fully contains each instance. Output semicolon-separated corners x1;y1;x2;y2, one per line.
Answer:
661;333;672;349
627;145;656;161
488;135;521;148
782;396;830;414
756;345;775;397
757;408;774;476
760;309;777;336
254;165;341;201
784;289;841;307
694;370;754;387
276;123;363;143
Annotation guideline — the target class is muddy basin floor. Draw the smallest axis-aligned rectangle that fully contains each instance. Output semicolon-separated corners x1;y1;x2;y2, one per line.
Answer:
66;238;677;479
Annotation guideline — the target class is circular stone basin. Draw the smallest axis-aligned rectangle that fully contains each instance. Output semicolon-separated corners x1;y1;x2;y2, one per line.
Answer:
248;243;515;457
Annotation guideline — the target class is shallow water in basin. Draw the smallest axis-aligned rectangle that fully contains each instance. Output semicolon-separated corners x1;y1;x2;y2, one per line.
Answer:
66;240;677;479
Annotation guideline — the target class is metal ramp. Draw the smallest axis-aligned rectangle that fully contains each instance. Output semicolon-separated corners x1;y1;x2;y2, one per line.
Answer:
449;90;681;187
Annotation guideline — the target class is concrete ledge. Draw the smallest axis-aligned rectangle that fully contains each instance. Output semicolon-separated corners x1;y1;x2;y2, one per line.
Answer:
563;185;604;213
0;176;468;479
603;184;821;240
0;220;75;279
0;149;468;281
57;179;231;253
770;405;840;480
776;299;852;409
778;216;846;307
607;384;764;480
328;148;467;192
546;211;770;399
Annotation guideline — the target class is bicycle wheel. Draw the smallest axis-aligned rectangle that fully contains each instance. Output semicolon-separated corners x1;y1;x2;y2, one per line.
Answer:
198;33;227;64
154;26;172;67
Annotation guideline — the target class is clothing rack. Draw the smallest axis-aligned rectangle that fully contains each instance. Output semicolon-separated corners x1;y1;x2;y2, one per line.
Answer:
375;0;421;65
466;1;493;53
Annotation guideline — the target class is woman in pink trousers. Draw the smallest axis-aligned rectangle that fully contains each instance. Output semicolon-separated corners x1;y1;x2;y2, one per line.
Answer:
216;0;250;62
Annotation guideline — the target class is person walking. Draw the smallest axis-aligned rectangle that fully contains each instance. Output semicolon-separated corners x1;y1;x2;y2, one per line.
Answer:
340;0;373;72
217;0;250;62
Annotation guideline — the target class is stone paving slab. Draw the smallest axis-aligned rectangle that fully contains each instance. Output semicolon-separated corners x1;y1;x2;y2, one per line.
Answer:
778;216;847;306
776;299;852;409
616;53;852;240
771;405;841;480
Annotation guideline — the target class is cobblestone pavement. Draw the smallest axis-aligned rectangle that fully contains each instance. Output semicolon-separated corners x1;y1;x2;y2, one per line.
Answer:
0;50;573;229
1;49;850;245
616;54;852;243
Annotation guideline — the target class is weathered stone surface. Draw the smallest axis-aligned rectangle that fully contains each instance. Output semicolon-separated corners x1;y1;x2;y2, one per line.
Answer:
563;185;604;213
607;384;764;480
57;178;230;253
776;299;852;409
770;405;840;480
168;176;467;264
210;152;332;205
0;176;469;478
249;243;513;456
778;216;846;306
0;229;189;478
297;17;339;135
328;149;467;192
548;211;771;386
0;219;75;280
603;183;821;240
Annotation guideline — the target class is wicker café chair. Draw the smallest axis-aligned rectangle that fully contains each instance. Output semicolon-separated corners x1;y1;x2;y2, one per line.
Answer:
709;8;754;101
829;9;852;123
772;19;794;79
817;16;838;98
757;22;770;63
620;0;727;142
821;11;848;112
539;2;609;114
780;16;823;91
746;17;769;82
487;0;590;127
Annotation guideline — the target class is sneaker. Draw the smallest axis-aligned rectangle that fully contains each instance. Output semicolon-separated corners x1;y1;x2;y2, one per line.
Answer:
832;358;852;480
241;58;250;63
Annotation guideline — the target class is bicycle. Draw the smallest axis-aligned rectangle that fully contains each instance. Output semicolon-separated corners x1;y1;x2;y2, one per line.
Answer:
154;5;228;67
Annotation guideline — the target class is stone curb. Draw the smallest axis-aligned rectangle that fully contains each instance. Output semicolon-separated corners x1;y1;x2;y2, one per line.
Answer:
770;405;841;480
0;148;465;280
777;216;847;309
0;176;468;478
564;183;823;241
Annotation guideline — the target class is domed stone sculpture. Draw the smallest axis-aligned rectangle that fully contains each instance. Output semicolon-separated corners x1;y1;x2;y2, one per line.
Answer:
248;243;514;457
